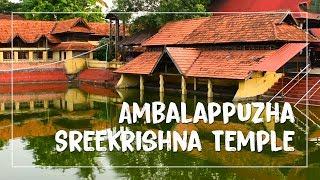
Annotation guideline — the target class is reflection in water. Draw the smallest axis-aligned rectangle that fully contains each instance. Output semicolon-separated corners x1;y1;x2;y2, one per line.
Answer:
0;82;319;179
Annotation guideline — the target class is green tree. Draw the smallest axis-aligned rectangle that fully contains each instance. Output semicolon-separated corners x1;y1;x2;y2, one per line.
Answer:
93;37;115;61
112;0;210;33
310;0;320;13
0;0;21;13
20;0;104;21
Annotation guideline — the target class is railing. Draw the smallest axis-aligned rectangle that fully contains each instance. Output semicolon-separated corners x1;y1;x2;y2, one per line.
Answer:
269;64;311;102
295;79;320;106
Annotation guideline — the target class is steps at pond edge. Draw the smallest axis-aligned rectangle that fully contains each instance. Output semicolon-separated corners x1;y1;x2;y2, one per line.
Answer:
262;75;320;106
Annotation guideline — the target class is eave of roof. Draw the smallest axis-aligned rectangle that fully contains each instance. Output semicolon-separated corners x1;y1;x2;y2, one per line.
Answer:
116;47;280;80
51;42;96;51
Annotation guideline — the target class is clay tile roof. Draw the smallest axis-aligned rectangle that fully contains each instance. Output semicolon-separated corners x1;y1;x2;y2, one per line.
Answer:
88;22;110;36
51;42;96;51
120;30;156;46
186;49;276;79
52;18;92;34
254;43;308;71
0;19;60;44
182;13;317;44
115;51;162;74
89;22;129;36
116;47;283;79
142;17;210;46
165;47;201;74
142;13;317;46
310;28;320;37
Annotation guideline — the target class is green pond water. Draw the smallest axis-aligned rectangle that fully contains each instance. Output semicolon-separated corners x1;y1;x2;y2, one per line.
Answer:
0;84;319;179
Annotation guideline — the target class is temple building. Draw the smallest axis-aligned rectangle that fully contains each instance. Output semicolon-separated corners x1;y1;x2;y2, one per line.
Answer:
115;13;320;102
0;17;124;83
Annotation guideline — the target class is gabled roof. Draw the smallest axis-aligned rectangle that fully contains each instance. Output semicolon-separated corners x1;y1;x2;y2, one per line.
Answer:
162;47;201;75
0;18;121;44
52;18;91;34
114;51;162;74
117;43;309;79
120;30;156;46
116;47;276;79
0;20;60;43
142;13;317;46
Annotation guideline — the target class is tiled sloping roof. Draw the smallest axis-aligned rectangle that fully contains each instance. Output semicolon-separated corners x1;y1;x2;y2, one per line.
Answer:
51;42;96;51
116;47;280;79
182;13;317;44
142;17;210;46
186;49;275;79
115;51;162;74
143;13;317;46
120;30;156;46
52;18;91;34
254;43;308;71
310;28;320;37
89;22;110;36
0;18;123;44
89;22;129;36
166;47;201;74
0;19;60;43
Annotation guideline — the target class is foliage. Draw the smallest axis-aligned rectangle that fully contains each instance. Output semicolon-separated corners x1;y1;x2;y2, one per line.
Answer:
0;0;21;13
6;0;104;21
0;139;5;150
112;0;211;33
310;0;320;13
93;37;115;61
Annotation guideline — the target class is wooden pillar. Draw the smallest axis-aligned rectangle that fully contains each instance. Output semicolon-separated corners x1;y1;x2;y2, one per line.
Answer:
29;101;34;111
15;102;20;111
0;51;3;62
140;90;144;104
193;77;197;91
140;75;144;91
28;51;33;62
159;74;164;93
208;79;213;98
160;92;164;102
181;94;187;103
0;103;5;111
89;101;94;109
61;100;66;110
14;51;18;62
89;52;94;59
43;100;49;109
67;101;74;112
43;51;48;61
181;76;187;95
53;52;60;61
66;51;73;60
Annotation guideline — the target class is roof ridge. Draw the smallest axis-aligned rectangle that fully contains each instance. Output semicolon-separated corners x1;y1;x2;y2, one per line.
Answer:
272;22;279;41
